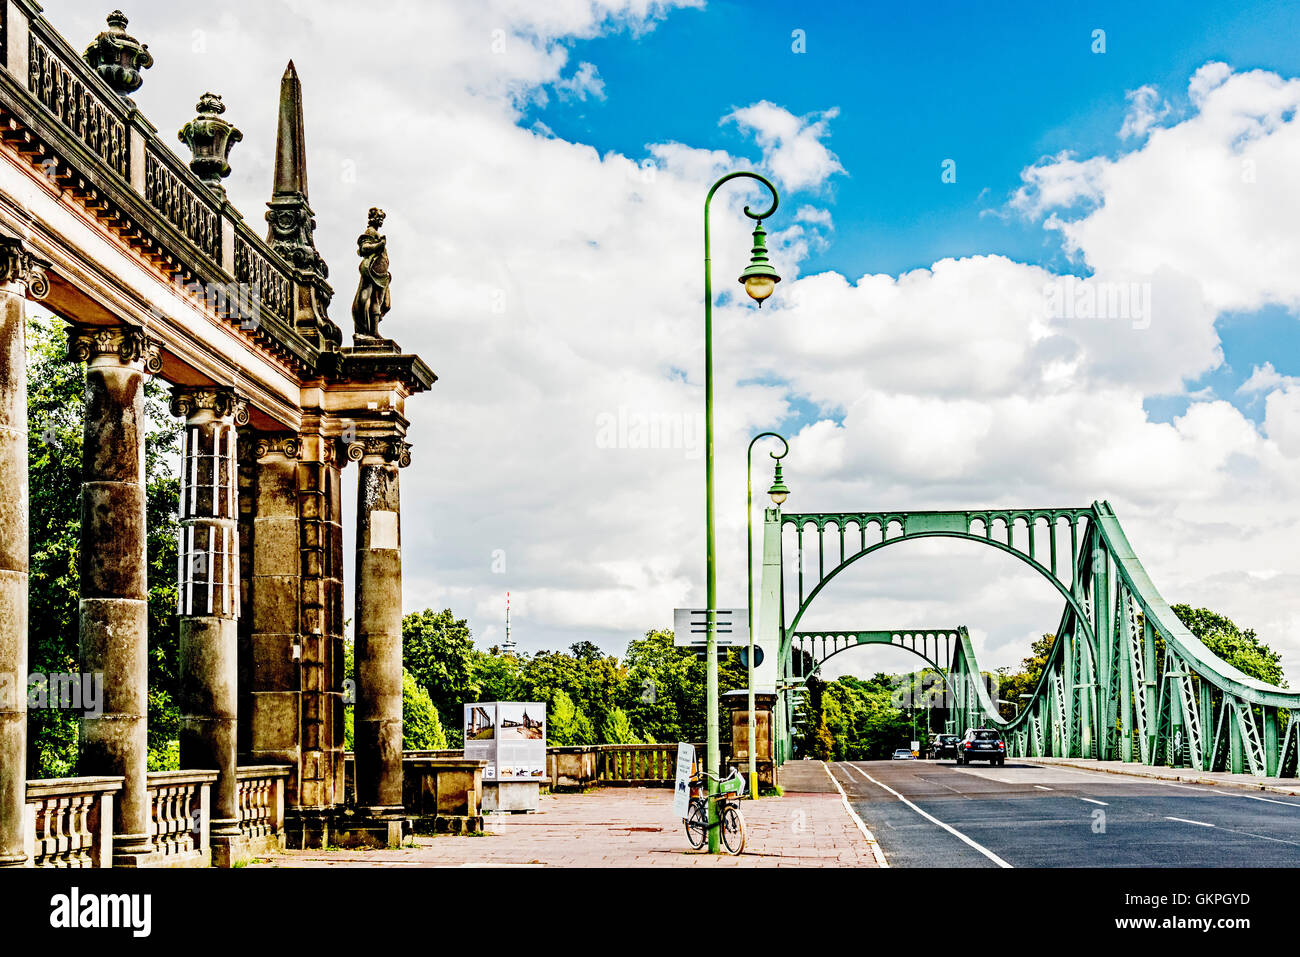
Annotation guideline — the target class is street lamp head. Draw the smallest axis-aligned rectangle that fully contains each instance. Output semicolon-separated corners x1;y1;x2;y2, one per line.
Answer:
738;219;780;306
767;460;790;506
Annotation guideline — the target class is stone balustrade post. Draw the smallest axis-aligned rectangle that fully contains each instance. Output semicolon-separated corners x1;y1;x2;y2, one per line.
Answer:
69;322;161;865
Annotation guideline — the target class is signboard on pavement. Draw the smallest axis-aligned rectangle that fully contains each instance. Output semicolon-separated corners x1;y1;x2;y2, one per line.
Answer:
672;742;695;817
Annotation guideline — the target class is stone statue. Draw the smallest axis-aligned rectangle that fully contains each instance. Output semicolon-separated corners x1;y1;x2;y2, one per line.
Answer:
352;207;391;338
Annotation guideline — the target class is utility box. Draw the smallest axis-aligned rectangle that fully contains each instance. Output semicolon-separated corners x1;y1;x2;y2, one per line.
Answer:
723;690;777;790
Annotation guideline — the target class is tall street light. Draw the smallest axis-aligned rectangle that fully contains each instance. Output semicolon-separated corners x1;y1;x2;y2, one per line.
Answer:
703;171;780;852
747;432;788;801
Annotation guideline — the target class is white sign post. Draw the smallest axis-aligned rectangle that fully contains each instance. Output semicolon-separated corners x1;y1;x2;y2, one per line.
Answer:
672;742;695;818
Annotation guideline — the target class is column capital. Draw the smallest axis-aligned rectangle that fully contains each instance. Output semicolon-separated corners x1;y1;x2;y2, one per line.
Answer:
66;323;163;373
241;431;302;461
0;237;49;299
170;385;250;425
345;436;411;468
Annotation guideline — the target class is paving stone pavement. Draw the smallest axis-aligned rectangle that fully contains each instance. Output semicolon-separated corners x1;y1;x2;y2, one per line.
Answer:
250;763;883;868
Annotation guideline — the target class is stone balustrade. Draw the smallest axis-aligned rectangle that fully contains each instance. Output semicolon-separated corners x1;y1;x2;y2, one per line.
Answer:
24;777;122;867
235;765;291;854
146;770;216;866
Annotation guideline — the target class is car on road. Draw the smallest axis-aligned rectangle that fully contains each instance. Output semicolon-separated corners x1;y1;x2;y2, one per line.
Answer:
955;728;1006;765
929;734;960;759
891;748;916;760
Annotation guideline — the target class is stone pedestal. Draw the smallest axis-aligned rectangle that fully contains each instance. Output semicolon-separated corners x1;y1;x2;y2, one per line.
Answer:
0;270;34;868
173;386;250;867
350;435;410;818
482;781;539;813
70;324;161;865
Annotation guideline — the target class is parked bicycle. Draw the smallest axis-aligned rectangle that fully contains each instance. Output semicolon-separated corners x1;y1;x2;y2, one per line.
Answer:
683;766;746;855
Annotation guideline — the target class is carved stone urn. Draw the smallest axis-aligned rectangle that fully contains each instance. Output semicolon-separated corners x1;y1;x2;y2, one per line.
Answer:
178;93;243;198
83;10;154;103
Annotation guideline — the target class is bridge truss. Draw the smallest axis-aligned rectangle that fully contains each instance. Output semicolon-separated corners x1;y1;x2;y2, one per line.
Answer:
756;501;1300;777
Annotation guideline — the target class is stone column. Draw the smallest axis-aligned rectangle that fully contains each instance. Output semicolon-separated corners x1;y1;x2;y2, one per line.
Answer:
349;435;410;815
242;434;302;781
172;386;249;866
0;240;47;868
70;323;161;865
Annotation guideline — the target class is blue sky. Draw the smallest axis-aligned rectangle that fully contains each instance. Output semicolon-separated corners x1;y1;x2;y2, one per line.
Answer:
525;0;1300;427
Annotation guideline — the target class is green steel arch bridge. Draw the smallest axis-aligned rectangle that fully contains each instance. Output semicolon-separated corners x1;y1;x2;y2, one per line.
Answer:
755;501;1300;779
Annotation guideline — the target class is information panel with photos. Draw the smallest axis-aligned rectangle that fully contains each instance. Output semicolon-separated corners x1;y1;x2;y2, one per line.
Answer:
463;701;547;782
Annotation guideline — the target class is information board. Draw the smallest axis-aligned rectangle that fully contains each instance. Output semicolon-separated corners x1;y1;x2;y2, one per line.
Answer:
463;702;547;782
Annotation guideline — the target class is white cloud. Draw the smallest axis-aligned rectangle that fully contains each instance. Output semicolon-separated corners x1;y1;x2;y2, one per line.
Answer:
1120;84;1171;139
722;101;844;192
50;3;1300;685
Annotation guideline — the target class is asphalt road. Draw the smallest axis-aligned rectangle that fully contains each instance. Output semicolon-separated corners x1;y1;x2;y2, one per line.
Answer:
829;760;1300;867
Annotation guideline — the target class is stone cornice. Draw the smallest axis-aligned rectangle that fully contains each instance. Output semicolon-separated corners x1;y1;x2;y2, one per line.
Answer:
66;322;162;372
170;385;250;425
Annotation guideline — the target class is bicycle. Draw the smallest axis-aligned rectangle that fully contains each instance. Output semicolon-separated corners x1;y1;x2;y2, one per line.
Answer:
683;766;746;855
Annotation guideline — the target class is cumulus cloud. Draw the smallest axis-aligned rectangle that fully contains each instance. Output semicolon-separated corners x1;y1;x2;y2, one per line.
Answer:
722;101;844;192
53;1;1300;684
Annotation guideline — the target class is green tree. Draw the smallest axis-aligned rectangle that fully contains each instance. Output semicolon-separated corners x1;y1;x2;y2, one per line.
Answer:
1171;604;1286;687
548;689;594;745
402;608;478;721
600;706;639;744
402;670;449;750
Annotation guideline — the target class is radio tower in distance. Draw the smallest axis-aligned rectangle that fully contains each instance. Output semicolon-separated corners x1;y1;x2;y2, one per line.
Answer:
502;592;516;654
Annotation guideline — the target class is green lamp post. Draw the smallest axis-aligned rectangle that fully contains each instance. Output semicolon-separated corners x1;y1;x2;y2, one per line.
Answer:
747;433;789;800
702;171;780;853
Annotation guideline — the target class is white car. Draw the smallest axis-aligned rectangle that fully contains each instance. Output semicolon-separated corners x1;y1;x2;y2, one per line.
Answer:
891;748;916;760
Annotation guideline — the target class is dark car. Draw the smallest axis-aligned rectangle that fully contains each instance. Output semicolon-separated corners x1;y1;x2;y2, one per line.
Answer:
955;728;1006;766
929;734;960;759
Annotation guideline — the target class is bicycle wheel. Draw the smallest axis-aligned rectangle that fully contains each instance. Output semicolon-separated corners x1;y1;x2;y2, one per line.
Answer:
721;804;746;855
684;801;707;849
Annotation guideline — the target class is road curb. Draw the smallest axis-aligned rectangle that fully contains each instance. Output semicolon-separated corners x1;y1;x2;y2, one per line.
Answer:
823;762;889;867
1024;758;1300;797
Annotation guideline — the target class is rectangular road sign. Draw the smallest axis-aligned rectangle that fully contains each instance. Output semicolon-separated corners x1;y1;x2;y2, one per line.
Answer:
672;608;748;649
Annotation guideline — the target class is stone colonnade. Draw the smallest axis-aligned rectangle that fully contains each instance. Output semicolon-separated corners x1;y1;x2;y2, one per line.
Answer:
0;277;413;865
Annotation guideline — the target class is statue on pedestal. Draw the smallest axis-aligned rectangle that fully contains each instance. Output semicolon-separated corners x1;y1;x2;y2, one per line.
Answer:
352;207;391;339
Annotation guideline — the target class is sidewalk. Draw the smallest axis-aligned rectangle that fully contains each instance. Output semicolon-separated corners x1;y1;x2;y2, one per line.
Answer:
1025;757;1300;796
250;763;883;868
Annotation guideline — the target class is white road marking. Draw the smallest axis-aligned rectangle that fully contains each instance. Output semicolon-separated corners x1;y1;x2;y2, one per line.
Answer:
1079;798;1108;806
1033;785;1053;791
841;763;1012;869
824;763;889;867
1165;816;1215;827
